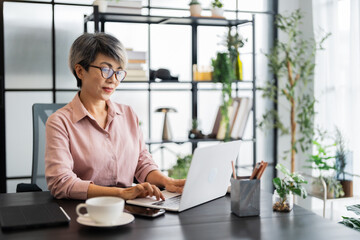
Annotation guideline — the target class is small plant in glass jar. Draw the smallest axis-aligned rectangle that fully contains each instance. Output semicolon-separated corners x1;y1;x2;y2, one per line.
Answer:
272;164;308;212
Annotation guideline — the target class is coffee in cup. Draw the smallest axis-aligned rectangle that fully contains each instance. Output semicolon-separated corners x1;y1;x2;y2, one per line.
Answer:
76;196;124;224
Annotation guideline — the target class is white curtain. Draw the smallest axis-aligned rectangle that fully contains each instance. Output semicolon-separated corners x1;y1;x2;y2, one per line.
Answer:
312;0;360;194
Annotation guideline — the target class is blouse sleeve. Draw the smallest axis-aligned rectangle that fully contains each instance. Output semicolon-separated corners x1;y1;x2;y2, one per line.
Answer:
45;113;91;200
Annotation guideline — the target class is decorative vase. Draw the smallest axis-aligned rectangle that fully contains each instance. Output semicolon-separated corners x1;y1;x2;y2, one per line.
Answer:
336;151;353;197
236;52;243;81
211;7;224;18
93;0;108;13
340;180;353;197
272;190;293;212
189;4;202;17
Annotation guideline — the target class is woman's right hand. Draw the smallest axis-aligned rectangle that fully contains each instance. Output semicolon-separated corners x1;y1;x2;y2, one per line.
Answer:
119;182;165;201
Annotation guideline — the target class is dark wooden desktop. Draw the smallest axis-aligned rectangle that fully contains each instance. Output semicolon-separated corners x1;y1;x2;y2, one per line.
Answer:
0;190;359;240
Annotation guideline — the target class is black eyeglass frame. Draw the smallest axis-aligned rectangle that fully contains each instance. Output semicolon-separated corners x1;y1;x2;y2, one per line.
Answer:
89;65;127;82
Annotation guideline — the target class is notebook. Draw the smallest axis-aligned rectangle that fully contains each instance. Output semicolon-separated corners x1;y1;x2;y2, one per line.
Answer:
0;202;70;231
127;140;241;212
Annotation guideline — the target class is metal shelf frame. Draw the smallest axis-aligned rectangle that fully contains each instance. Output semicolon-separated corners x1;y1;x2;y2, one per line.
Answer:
0;0;278;193
84;6;256;158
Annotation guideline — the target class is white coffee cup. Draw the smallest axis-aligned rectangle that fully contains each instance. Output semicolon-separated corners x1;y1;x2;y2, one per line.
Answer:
76;196;124;224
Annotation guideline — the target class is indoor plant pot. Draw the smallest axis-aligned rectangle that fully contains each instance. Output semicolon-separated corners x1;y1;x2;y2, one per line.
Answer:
211;7;224;17
211;0;224;18
272;164;307;213
340;180;353;197
272;190;293;212
189;1;202;17
93;0;108;13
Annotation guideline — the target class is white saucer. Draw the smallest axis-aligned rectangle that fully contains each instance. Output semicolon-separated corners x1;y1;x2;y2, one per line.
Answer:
77;213;135;227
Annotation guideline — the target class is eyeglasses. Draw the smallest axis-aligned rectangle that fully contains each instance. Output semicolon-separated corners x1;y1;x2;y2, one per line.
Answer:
89;65;127;82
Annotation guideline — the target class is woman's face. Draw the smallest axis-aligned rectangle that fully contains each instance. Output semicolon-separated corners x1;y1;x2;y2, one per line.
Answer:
77;53;123;101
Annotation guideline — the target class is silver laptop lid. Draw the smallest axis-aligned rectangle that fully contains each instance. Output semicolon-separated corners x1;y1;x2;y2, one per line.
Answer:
179;140;241;212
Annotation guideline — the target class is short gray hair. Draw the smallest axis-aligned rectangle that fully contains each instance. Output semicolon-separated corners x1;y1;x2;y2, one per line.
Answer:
69;32;128;88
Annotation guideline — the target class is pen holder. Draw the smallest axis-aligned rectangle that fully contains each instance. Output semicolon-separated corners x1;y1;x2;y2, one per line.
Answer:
230;177;260;217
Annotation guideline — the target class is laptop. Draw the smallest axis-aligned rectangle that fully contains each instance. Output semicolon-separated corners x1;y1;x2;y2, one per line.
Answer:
126;140;241;212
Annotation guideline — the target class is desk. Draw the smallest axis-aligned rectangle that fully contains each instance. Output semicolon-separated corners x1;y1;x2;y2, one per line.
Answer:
1;191;359;240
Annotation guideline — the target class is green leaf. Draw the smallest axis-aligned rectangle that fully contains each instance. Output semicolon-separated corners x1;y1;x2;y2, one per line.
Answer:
272;177;282;190
347;204;360;216
341;217;360;231
275;163;291;176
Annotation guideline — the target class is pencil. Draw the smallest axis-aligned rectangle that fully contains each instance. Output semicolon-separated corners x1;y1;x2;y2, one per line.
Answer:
250;162;261;179
231;161;236;179
256;162;268;179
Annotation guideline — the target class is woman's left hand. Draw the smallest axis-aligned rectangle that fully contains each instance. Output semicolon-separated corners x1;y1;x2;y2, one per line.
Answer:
164;178;186;193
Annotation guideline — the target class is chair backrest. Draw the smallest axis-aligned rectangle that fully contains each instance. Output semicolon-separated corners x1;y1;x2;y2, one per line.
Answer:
31;103;66;191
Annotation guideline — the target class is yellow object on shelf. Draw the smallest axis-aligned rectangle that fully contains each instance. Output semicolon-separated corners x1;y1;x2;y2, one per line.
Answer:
236;53;243;81
193;64;212;81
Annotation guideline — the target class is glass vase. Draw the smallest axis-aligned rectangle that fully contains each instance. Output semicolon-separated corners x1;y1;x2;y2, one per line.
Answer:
272;190;293;212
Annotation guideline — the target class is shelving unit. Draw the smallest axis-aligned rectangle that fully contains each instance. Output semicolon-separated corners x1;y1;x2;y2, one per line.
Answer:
84;5;257;168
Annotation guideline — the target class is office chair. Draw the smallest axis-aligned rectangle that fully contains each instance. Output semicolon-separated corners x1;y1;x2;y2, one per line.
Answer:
16;103;66;192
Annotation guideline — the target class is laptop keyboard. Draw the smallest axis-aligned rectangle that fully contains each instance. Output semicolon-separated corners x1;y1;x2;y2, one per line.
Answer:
152;195;181;208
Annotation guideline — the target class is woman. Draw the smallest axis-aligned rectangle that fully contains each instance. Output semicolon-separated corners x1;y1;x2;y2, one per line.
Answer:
45;32;185;200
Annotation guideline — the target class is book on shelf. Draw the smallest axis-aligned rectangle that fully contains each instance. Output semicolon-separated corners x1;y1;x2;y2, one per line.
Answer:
127;62;145;70
230;97;252;139
128;59;146;64
210;107;222;137
106;6;142;15
229;98;241;134
126;69;147;77
216;106;234;140
108;0;142;9
126;50;147;61
123;76;148;82
209;97;252;140
237;98;252;139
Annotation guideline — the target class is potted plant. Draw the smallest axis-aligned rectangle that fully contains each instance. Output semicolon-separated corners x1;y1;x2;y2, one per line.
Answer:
260;9;330;173
188;118;205;139
305;130;344;199
335;127;353;197
272;163;307;212
211;52;234;141
168;155;193;179
211;0;224;18
93;0;108;12
222;28;247;81
312;176;344;199
189;0;202;17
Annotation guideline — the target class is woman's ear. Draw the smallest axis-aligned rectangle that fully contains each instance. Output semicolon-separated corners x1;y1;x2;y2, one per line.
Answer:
74;64;84;80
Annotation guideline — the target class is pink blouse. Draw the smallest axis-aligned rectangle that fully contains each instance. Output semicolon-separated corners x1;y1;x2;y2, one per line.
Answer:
45;93;158;199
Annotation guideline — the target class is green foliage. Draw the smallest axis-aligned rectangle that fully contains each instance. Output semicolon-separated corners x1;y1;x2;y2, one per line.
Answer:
189;0;200;5
221;28;247;80
168;155;193;179
273;163;308;201
347;204;360;215
191;118;199;130
341;204;360;232
313;176;344;198
212;52;234;85
260;9;330;164
305;129;344;198
335;127;347;180
305;129;336;175
212;52;234;141
211;0;223;8
222;28;246;65
305;140;336;172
